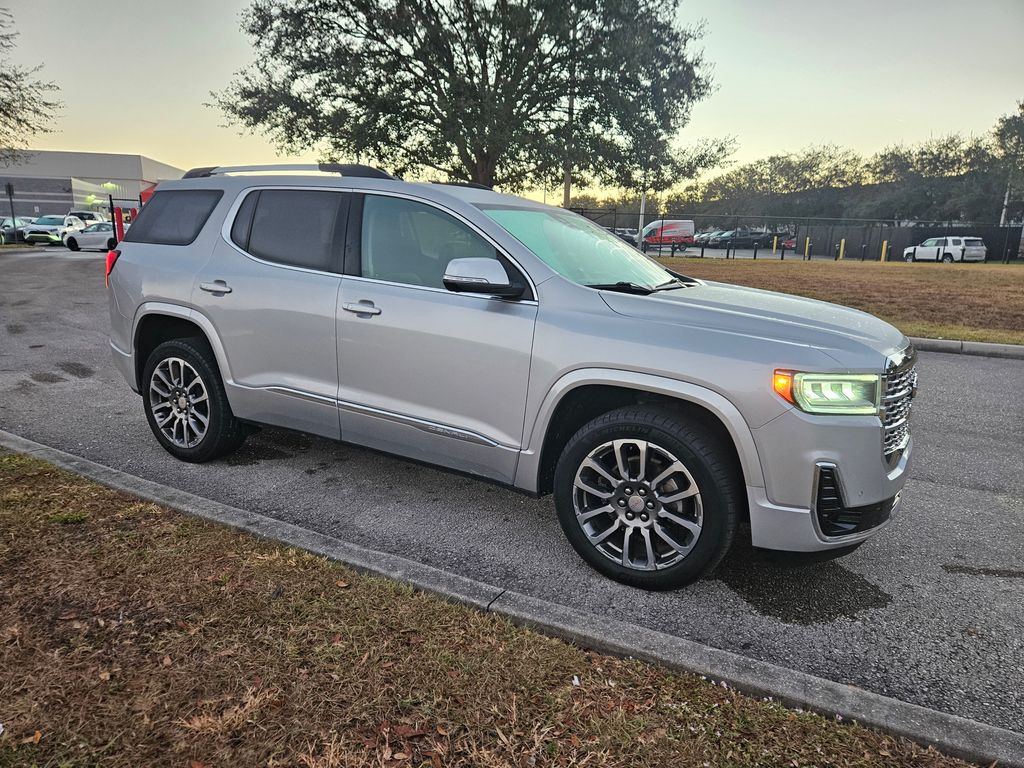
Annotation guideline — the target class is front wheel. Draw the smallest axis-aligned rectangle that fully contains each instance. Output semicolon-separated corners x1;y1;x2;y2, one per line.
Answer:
904;252;915;262
941;253;954;264
65;238;79;251
142;338;247;462
554;406;741;590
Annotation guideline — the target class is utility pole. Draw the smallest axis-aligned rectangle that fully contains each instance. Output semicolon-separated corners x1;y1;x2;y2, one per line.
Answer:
5;182;16;230
637;165;648;241
999;172;1012;226
561;13;577;208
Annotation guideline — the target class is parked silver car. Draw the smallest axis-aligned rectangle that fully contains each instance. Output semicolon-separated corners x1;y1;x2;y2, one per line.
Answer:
107;164;917;589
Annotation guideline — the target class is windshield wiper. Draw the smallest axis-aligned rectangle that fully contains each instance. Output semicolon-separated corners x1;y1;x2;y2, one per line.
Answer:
585;281;654;295
650;278;689;292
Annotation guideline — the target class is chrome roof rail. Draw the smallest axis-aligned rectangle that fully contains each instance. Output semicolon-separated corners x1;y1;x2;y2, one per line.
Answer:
181;163;395;180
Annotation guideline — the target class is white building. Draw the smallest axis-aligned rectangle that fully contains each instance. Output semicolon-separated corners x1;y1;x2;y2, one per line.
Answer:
0;150;184;218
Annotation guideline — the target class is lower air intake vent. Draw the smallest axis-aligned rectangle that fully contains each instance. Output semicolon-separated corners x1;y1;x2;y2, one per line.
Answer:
815;466;895;537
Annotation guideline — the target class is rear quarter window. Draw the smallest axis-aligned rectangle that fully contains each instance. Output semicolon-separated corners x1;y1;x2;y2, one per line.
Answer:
123;189;223;246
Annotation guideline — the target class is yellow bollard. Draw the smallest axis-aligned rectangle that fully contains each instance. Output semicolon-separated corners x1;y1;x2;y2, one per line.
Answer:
839;238;846;260
881;239;888;262
772;235;778;257
804;237;810;259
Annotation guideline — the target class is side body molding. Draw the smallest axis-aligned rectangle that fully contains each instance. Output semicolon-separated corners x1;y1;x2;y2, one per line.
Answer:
514;368;766;493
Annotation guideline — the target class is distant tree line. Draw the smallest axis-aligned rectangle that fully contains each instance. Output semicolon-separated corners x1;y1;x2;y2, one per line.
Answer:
575;102;1024;224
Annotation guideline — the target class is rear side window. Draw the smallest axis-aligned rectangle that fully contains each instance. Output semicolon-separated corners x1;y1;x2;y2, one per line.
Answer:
123;189;223;245
964;238;984;247
233;189;347;273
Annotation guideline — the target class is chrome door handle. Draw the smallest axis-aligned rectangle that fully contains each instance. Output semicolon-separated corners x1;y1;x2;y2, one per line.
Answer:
342;302;381;316
200;281;232;294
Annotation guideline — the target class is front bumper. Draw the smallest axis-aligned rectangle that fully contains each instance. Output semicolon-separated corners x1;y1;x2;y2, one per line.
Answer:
746;406;913;551
27;232;62;244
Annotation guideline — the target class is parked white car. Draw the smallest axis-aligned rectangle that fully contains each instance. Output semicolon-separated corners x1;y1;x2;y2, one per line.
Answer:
63;221;121;252
903;236;987;263
24;215;87;245
69;209;109;226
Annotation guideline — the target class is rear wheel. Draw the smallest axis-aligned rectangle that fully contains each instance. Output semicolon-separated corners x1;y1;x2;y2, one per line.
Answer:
106;237;117;250
65;238;79;251
941;253;954;264
142;338;247;462
554;405;741;590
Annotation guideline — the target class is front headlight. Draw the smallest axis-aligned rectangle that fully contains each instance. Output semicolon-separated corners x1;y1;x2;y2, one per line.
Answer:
773;370;881;415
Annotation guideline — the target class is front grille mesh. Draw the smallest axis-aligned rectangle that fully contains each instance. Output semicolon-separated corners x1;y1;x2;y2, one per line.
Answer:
882;355;917;458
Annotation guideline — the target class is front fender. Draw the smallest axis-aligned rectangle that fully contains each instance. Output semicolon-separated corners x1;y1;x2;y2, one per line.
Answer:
514;368;766;493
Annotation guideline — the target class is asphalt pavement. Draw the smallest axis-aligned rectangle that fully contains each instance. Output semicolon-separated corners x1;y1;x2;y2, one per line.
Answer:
2;250;1022;733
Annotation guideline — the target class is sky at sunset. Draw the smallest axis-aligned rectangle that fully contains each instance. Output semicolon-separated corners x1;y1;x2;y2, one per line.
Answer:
8;0;1024;191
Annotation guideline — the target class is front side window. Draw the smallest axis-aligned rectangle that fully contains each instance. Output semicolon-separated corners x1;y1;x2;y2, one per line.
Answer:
922;238;940;247
124;189;223;246
361;195;496;288
233;189;347;272
480;205;673;289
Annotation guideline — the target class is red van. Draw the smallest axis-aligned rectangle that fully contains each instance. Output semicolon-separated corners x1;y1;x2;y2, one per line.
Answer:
640;219;695;252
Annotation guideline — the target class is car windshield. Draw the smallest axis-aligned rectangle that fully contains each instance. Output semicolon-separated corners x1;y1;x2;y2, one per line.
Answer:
478;205;673;289
36;216;63;225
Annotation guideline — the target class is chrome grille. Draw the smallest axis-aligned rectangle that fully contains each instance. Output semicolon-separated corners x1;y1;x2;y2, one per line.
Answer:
882;350;917;459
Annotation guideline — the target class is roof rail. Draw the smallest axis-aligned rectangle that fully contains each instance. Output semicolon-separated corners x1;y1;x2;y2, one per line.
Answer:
181;163;395;180
431;180;493;190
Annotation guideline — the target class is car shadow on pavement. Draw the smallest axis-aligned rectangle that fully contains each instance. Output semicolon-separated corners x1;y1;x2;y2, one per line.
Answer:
715;538;892;625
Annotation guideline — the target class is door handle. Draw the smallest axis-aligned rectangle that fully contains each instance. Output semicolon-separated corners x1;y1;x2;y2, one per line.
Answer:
200;280;232;294
342;301;381;316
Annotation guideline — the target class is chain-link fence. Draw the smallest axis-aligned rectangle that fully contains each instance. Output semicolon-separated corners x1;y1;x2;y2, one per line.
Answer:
571;208;1023;263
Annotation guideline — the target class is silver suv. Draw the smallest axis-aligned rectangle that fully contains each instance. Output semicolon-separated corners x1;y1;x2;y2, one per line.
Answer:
107;164;916;589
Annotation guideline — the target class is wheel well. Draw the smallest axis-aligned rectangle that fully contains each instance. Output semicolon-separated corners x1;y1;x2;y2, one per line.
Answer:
133;314;211;389
535;384;745;497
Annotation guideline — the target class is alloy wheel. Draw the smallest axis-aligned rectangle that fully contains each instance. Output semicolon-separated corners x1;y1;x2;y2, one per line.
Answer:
572;439;703;571
148;357;211;448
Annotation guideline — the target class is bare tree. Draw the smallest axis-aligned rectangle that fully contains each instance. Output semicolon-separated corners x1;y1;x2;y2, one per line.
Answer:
0;8;61;165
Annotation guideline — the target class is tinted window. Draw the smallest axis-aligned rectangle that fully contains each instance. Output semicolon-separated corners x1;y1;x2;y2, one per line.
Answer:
243;190;347;272
124;189;222;245
964;238;984;247
950;238;962;246
361;195;495;288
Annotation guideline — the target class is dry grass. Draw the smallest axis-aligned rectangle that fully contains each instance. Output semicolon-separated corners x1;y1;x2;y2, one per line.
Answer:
0;452;973;768
658;257;1024;345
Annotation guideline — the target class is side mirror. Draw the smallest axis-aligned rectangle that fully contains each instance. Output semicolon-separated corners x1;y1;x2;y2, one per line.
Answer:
443;257;524;299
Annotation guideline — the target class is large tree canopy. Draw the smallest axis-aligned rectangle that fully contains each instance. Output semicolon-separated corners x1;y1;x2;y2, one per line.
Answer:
214;0;712;190
0;8;60;165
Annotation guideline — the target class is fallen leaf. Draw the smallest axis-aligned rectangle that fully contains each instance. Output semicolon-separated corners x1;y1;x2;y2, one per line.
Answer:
19;730;41;745
335;580;350;588
393;752;409;760
190;761;209;768
570;734;582;748
436;725;449;736
99;671;111;681
161;655;172;667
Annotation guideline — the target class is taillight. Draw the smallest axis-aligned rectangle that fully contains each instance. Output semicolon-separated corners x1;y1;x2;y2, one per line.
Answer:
105;249;120;287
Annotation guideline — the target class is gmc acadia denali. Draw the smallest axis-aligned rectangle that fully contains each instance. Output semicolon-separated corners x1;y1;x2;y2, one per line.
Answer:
106;164;916;589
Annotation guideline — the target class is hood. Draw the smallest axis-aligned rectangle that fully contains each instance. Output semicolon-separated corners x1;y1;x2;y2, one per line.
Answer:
600;280;908;367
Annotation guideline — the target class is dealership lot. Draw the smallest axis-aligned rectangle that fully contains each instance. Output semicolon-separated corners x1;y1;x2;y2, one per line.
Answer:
1;252;1022;733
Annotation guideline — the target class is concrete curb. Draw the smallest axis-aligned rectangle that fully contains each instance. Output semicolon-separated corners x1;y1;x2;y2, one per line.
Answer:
2;429;1022;767
910;336;1024;360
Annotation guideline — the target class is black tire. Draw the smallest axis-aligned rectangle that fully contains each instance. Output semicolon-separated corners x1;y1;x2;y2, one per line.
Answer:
941;253;954;264
904;252;914;263
553;405;741;590
66;238;79;251
141;337;247;462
